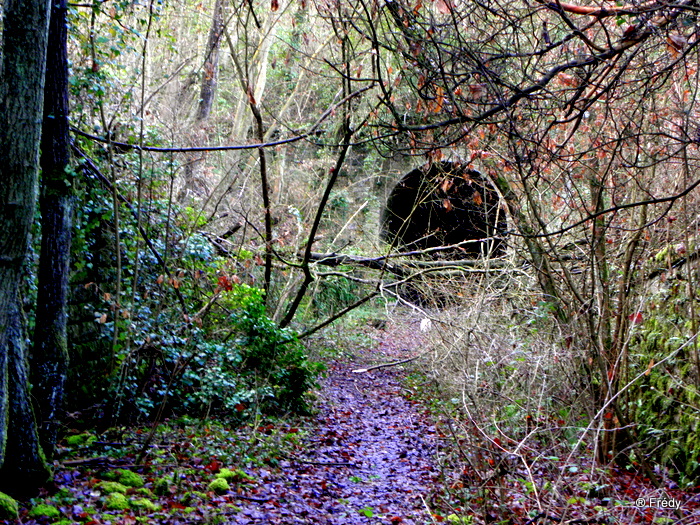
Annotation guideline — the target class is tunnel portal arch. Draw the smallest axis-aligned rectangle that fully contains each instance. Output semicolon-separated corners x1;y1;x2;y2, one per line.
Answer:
381;161;506;258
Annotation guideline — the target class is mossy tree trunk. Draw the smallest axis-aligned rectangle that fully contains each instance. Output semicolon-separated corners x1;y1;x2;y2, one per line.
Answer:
0;0;53;496
32;0;73;462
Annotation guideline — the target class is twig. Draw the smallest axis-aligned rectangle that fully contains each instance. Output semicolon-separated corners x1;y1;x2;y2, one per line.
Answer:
234;493;271;502
286;456;356;467
352;354;424;374
61;456;111;467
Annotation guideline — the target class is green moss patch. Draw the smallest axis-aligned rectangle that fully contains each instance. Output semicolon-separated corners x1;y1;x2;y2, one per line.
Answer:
117;469;145;488
0;492;18;520
98;481;128;494
132;498;159;512
153;477;172;496
29;503;61;518
105;492;130;510
207;477;229;495
65;432;96;447
215;468;255;483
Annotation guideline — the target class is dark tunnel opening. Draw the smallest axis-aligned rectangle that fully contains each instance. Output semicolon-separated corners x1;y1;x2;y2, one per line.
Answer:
381;161;507;259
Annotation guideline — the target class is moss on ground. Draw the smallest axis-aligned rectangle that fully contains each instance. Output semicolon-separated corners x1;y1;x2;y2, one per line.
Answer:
207;477;229;495
28;504;61;518
215;468;255;483
0;492;18;520
132;498;159;511
106;492;130;510
117;469;145;488
98;481;128;494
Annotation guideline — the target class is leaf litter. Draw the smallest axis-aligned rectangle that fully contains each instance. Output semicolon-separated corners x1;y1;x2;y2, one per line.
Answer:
4;315;439;524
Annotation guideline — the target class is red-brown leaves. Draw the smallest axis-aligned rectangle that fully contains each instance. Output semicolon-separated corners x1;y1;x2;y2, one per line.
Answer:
436;0;452;14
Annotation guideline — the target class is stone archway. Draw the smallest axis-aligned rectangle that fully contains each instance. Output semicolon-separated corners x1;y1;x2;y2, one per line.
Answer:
381;161;506;258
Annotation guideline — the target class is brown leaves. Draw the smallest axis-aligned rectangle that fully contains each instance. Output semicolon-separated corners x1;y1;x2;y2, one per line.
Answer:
426;148;443;162
468;83;485;98
556;73;578;87
271;0;279;11
667;34;687;57
440;178;454;193
434;86;444;113
435;0;452;14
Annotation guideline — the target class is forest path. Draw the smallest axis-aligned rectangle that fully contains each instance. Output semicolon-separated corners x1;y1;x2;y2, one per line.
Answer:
232;315;439;524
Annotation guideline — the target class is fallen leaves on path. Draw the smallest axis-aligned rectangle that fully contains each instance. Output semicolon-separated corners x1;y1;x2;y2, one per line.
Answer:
235;360;438;524
5;315;439;525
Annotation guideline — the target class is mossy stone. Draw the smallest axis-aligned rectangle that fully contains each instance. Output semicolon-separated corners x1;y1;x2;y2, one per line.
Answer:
29;503;61;518
117;469;145;488
66;433;96;447
105;492;130;510
0;492;18;520
98;481;128;494
207;477;229;495
216;468;255;483
132;498;159;512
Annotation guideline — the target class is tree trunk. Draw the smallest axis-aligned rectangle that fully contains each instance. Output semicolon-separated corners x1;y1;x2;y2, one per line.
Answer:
179;0;225;202
32;0;73;462
197;0;225;122
0;0;52;496
1;301;51;495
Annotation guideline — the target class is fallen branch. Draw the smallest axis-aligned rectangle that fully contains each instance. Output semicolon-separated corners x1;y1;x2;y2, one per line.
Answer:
285;455;356;467
61;456;111;467
234;494;271;503
352;353;424;374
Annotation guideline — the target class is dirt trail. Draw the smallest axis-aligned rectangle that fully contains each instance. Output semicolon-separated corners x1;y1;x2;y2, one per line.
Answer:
232;319;438;524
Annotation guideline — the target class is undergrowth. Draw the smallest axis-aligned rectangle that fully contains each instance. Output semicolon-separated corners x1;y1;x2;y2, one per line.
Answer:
408;276;700;524
10;418;309;524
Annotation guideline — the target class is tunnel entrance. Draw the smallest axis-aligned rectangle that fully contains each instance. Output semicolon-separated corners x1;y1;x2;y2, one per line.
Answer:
381;161;506;258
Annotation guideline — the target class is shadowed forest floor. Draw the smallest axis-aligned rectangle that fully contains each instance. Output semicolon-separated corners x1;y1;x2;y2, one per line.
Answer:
3;314;441;524
7;313;700;524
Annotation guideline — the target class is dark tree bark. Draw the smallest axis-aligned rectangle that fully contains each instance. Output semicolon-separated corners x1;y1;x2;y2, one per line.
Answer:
0;0;53;496
32;0;73;462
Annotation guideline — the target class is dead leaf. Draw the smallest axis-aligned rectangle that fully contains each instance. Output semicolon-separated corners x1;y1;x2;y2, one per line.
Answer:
436;0;452;14
468;84;485;98
434;86;444;112
440;178;453;193
645;359;655;376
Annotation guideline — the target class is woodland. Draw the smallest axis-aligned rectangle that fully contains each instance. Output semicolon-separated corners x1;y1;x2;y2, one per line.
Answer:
2;0;700;522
